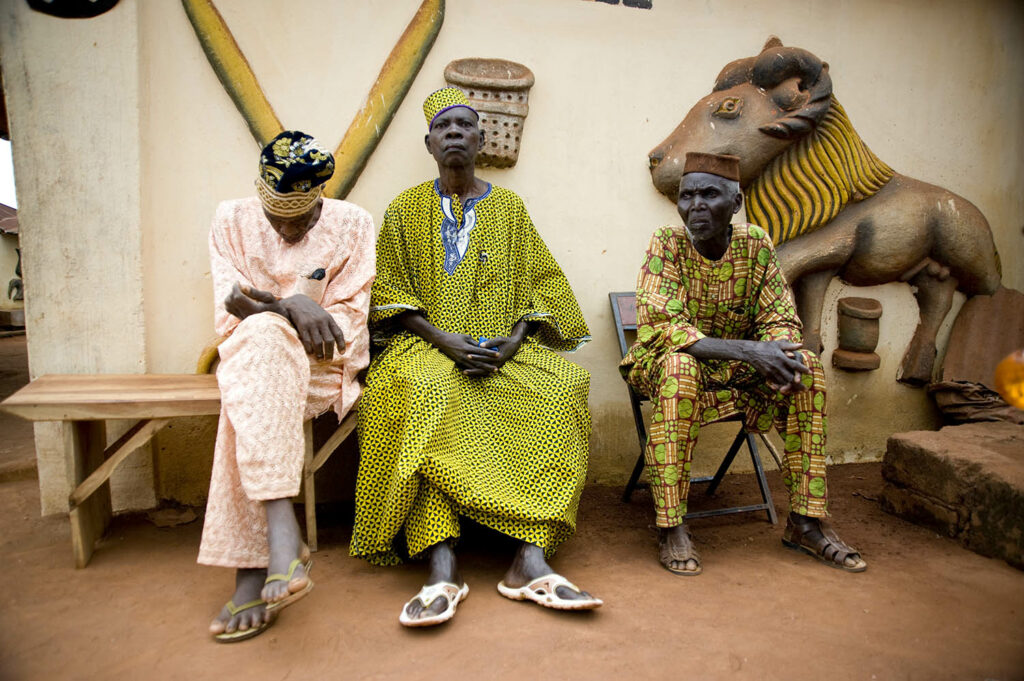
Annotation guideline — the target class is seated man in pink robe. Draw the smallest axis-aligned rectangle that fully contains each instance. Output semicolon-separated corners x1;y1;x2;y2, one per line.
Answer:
199;131;374;642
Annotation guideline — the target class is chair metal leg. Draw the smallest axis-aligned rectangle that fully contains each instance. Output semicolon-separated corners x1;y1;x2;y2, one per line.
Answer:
683;425;778;524
622;390;649;503
757;432;785;470
623;451;647;503
705;427;747;496
746;433;778;525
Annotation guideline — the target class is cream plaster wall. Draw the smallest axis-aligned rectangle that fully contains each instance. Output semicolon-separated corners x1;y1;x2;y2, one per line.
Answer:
3;0;1022;509
0;0;156;514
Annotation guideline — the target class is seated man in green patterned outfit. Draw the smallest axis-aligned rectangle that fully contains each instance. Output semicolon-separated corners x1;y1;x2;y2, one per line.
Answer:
620;152;867;577
350;88;602;627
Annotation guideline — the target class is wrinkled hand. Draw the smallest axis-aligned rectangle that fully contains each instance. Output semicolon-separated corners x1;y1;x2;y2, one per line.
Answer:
744;340;810;394
224;283;272;321
433;332;501;376
224;284;345;360
275;294;346;360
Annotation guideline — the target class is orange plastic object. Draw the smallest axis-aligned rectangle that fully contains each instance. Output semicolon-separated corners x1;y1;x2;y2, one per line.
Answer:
994;350;1024;409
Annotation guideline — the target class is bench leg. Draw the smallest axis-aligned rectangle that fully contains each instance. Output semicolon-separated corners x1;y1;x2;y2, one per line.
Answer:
303;421;317;552
68;421;110;569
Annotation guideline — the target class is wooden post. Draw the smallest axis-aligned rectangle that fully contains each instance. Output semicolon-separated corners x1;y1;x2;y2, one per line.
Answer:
302;421;317;552
67;420;111;568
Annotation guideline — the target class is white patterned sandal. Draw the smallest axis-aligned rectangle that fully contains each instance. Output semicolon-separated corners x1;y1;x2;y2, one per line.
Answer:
398;582;470;627
496;573;603;611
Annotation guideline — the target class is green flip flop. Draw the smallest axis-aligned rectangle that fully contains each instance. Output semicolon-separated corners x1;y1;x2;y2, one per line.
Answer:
213;599;271;643
264;558;315;613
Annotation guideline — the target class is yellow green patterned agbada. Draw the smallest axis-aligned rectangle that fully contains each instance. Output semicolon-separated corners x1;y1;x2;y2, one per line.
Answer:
350;180;592;565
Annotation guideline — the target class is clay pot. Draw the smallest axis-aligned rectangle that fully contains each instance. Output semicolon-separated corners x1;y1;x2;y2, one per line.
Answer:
444;58;535;168
833;297;882;371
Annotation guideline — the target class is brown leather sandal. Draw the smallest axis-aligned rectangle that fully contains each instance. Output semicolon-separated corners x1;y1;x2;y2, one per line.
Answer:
782;515;867;572
659;527;702;576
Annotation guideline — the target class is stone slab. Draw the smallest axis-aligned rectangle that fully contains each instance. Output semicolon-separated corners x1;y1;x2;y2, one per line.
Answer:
881;422;1024;569
941;287;1024;386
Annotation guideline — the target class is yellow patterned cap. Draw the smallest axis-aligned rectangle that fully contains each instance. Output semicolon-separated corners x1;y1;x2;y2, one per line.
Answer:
423;87;477;128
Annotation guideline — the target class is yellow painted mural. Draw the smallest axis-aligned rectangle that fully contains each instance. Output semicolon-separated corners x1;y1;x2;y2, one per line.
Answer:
182;0;445;200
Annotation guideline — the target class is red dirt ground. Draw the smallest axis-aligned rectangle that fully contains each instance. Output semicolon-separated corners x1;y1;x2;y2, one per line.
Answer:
0;335;1022;680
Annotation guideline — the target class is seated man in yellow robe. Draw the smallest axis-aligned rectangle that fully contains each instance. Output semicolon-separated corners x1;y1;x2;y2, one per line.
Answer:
201;131;375;642
350;89;602;627
621;152;866;576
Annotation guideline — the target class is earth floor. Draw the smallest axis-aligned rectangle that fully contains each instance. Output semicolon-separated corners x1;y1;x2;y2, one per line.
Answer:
0;335;1022;681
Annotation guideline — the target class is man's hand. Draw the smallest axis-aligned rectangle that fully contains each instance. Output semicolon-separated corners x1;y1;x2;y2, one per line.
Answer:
224;284;345;360
743;340;810;394
478;325;527;371
224;283;273;321
433;331;501;376
396;313;532;377
276;294;346;361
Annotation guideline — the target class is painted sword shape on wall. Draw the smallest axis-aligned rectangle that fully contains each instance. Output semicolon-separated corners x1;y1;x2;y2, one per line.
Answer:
182;0;445;200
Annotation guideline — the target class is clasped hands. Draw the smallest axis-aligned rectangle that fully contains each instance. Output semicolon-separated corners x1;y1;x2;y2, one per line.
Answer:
224;283;346;360
747;340;810;395
434;331;523;376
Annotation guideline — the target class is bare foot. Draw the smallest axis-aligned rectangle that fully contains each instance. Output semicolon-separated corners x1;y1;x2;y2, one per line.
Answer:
209;568;270;637
261;498;311;605
404;540;464;623
501;542;597;602
659;523;702;575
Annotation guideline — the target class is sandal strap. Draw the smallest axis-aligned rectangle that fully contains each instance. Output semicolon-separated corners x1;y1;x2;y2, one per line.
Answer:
659;529;701;565
525;573;582;597
816;522;860;562
265;558;307;585
787;517;861;564
409;582;462;609
225;598;264;616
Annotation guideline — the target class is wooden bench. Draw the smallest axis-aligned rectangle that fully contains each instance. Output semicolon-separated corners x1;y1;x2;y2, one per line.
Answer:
0;373;354;567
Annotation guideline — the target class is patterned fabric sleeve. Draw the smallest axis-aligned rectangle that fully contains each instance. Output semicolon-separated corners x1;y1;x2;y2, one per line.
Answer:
209;201;250;338
368;202;426;336
634;227;706;354
750;228;803;344
517;209;591;352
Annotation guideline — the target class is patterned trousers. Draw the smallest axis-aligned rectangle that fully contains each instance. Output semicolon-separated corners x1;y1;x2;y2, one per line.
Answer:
198;313;342;568
638;351;829;528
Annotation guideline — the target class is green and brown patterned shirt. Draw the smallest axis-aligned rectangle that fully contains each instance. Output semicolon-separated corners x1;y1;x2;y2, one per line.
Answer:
620;223;802;382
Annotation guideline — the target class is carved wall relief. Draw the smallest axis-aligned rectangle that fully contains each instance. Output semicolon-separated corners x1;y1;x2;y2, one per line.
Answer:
444;58;534;168
648;37;1002;386
833;297;881;371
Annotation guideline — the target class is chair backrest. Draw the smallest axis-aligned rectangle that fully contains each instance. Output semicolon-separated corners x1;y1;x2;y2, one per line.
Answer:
608;291;637;359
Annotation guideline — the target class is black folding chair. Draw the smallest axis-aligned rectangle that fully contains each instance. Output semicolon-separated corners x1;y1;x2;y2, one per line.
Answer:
610;291;780;524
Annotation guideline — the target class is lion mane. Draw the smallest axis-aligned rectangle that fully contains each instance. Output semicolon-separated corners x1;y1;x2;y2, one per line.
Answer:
745;97;895;245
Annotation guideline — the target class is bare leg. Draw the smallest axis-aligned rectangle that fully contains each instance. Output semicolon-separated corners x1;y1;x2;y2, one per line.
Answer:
501;542;596;601
261;498;309;604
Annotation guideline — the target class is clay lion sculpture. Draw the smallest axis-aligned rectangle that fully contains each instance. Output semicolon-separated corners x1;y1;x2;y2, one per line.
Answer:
648;37;1001;385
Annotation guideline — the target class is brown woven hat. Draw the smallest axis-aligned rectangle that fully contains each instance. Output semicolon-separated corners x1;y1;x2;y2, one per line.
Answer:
682;152;741;181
